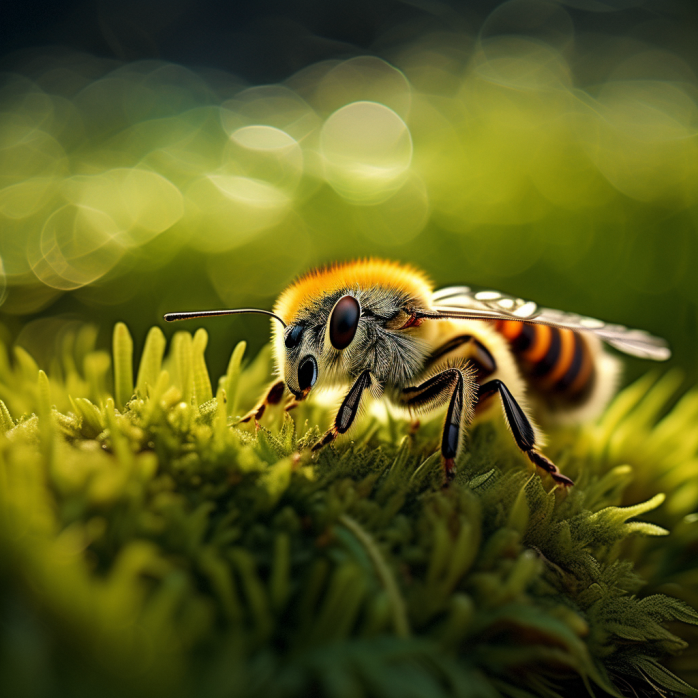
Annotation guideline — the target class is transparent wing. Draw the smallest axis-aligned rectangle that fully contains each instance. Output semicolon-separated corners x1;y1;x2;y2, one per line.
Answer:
427;286;671;361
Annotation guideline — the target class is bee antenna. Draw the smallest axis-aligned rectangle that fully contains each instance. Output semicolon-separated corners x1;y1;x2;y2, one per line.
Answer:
163;308;287;328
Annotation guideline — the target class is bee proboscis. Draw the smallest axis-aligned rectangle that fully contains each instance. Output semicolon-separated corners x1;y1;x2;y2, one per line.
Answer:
165;260;670;486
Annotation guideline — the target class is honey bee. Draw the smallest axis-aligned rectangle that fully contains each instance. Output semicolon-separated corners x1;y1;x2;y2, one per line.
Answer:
165;260;670;486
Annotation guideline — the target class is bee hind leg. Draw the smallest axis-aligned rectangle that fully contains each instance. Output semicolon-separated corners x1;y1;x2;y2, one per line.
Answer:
400;368;475;486
477;379;573;487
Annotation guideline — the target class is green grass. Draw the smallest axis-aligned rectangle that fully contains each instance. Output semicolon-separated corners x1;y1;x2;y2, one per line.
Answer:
1;323;698;698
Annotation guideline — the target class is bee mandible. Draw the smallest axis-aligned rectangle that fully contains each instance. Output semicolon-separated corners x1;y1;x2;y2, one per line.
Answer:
165;260;670;486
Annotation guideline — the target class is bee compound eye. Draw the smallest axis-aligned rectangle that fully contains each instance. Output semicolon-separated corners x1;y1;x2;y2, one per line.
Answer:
329;295;360;350
297;355;318;391
285;324;304;349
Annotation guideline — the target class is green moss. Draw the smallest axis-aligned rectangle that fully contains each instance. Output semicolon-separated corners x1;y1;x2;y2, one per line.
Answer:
1;323;698;698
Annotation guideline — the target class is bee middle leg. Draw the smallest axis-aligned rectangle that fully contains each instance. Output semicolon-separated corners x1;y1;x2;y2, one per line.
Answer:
477;380;573;487
400;368;475;483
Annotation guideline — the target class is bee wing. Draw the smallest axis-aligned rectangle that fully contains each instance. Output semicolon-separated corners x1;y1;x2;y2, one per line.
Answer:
427;286;671;361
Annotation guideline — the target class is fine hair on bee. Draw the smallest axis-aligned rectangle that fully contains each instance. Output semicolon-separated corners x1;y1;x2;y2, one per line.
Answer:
165;259;671;487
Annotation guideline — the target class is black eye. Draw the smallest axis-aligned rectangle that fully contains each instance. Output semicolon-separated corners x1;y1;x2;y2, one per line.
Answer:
285;324;304;349
298;355;318;391
329;295;360;350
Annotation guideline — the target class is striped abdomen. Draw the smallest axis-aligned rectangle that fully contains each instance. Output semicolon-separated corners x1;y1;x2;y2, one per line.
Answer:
494;320;595;402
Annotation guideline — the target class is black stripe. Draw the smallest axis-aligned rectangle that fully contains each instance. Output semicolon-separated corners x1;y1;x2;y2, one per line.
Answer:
556;332;584;392
471;339;497;377
511;323;536;352
532;327;561;377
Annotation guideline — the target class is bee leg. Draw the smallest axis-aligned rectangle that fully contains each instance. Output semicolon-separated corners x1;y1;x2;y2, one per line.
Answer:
236;379;285;425
423;334;497;384
284;397;301;412
312;371;372;451
401;368;475;484
477;380;573;487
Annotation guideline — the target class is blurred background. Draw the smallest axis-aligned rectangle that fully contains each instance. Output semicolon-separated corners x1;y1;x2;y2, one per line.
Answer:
1;0;697;387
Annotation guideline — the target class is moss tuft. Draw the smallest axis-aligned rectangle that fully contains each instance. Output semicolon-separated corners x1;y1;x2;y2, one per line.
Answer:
1;323;698;698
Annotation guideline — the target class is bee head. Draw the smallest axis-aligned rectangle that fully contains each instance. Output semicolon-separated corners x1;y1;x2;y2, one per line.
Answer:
279;295;361;400
163;294;364;402
164;260;434;402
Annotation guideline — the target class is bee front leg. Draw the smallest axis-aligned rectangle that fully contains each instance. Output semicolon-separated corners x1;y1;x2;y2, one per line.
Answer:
312;370;373;451
400;368;476;484
477;380;573;487
236;379;285;425
284;396;302;412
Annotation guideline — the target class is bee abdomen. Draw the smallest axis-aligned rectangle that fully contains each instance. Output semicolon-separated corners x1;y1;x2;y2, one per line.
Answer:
495;320;594;400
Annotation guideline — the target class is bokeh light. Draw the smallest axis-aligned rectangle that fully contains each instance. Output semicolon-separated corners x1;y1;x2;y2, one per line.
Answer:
0;0;697;382
320;101;413;204
29;203;124;290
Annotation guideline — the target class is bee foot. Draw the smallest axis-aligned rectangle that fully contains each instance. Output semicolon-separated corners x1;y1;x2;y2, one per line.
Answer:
527;450;574;488
553;473;575;488
441;458;457;488
312;429;337;452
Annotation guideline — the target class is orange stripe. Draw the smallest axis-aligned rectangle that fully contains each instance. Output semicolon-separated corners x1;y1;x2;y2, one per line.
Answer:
522;325;551;362
497;320;524;341
539;329;575;389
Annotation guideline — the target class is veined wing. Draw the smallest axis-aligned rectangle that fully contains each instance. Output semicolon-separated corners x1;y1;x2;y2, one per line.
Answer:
426;286;671;361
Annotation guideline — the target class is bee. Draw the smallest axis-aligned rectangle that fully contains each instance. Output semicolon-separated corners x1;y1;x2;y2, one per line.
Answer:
165;260;670;486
